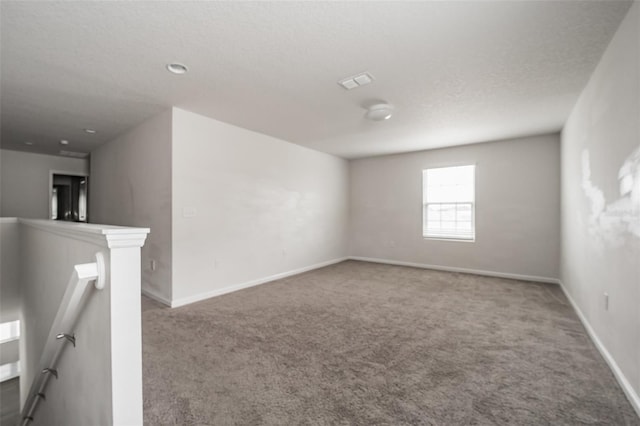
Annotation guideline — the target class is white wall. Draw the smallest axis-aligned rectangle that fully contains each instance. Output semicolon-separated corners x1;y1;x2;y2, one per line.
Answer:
0;218;20;323
171;108;349;305
90;110;173;303
561;1;639;412
350;134;560;281
0;150;88;219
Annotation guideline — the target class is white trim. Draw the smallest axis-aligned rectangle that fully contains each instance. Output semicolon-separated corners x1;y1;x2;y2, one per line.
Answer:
348;256;560;284
19;219;149;249
170;257;348;308
558;281;640;418
141;287;171;307
423;236;476;243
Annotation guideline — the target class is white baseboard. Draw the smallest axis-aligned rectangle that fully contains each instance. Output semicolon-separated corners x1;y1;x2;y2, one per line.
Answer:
170;257;349;308
557;281;640;418
141;287;171;307
348;256;560;284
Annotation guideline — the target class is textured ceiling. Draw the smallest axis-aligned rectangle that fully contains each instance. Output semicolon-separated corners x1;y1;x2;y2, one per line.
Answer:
0;1;632;159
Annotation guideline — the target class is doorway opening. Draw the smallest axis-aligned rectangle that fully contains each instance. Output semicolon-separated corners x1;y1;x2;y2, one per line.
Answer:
50;174;88;222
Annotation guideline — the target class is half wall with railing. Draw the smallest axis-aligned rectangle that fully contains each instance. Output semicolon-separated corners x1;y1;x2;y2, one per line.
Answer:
1;218;149;426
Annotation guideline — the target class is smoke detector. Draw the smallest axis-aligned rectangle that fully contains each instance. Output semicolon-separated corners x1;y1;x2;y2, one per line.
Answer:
166;63;188;74
366;103;394;121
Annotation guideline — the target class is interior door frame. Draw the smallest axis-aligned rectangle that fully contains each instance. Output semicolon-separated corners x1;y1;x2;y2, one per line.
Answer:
49;170;90;222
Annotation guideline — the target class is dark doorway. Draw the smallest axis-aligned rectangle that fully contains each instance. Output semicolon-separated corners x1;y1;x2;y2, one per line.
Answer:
51;174;88;222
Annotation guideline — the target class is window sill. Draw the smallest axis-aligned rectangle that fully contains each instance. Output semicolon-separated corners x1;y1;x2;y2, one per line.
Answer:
423;236;475;243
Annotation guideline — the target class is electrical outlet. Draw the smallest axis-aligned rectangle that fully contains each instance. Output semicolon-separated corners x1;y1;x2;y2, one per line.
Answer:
604;292;609;311
150;259;157;271
182;207;197;218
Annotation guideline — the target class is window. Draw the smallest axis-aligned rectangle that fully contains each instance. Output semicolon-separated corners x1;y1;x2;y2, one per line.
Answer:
0;320;20;343
423;165;475;241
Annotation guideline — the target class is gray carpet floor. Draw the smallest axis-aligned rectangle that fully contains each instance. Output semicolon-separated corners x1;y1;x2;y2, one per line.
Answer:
142;260;639;425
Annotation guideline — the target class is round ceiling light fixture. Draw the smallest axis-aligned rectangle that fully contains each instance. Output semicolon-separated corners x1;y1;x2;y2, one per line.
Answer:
60;139;69;145
24;141;34;146
166;63;188;75
365;103;394;121
84;128;96;134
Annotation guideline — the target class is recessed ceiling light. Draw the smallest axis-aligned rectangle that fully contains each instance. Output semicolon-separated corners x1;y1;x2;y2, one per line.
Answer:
60;139;69;145
166;63;188;74
84;128;96;134
366;103;394;121
24;141;33;146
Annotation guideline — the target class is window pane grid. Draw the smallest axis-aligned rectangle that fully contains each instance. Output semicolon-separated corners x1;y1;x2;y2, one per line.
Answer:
422;165;475;241
423;202;474;239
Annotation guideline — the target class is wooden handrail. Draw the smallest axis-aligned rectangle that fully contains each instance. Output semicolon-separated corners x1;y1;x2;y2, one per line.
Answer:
21;253;105;425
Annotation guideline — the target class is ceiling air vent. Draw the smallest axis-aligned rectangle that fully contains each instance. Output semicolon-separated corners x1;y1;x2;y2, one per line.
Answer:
338;72;374;90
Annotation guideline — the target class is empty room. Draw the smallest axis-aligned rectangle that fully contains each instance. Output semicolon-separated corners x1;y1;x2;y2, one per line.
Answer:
0;1;639;425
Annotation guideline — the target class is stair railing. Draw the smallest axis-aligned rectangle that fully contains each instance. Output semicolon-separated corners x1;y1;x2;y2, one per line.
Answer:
20;252;106;425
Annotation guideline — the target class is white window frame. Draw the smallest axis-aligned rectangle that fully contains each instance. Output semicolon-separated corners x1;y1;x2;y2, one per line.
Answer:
422;164;476;242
